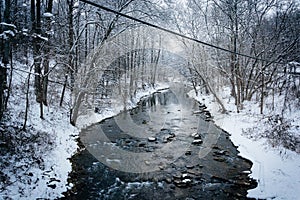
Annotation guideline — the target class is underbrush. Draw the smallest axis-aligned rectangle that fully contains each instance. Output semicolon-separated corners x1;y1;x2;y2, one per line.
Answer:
0;113;55;195
243;115;300;153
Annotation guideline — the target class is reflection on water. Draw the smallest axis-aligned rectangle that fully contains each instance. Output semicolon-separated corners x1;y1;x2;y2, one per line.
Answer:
62;84;257;199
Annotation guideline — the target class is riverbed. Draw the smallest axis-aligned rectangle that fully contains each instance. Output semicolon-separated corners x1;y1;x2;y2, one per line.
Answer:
62;84;257;199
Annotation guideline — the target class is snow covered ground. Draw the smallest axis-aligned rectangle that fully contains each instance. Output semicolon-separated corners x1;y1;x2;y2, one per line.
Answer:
189;87;300;200
0;61;79;199
0;60;170;199
1;59;299;200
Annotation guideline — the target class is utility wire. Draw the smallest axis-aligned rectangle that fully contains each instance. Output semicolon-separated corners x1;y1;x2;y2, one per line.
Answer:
79;0;286;65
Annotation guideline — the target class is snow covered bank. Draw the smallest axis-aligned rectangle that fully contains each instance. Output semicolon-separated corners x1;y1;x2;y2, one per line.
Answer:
188;88;300;200
0;67;170;200
76;83;170;129
0;105;78;199
0;62;79;199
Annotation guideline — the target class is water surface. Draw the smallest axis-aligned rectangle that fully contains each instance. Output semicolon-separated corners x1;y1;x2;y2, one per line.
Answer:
63;85;257;199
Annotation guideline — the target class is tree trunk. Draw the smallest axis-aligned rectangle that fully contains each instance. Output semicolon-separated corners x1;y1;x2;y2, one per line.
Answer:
0;0;11;120
23;64;34;130
260;64;264;114
42;0;53;106
193;66;227;113
70;91;85;126
69;0;74;89
31;0;44;119
60;0;74;107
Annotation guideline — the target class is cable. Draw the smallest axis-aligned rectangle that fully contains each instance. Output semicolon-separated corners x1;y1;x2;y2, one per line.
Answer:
79;0;285;65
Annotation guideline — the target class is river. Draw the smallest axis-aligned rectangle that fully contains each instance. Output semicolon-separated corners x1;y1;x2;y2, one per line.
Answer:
62;84;257;199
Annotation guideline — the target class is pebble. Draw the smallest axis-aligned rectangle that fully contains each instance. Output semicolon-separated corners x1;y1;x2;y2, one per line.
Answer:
163;138;168;143
169;184;176;189
186;164;194;169
198;103;207;108
148;137;157;142
235;181;251;186
138;141;147;147
47;184;56;189
193;133;201;139
205;118;212;122
145;147;154;152
165;177;172;183
169;132;176;138
191;132;198;137
185;150;192;155
187;169;201;175
174;179;191;188
205;113;212;118
182;178;192;184
193;110;203;114
182;173;189;178
125;139;131;144
163;134;175;142
242;170;251;174
192;139;203;145
173;174;181;180
173;179;181;184
213;157;226;162
214;150;226;155
212;145;220;150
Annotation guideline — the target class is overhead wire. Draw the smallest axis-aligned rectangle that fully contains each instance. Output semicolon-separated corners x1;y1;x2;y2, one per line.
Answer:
79;0;286;65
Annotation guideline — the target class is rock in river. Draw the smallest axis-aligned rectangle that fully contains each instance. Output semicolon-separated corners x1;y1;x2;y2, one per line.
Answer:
148;137;157;142
192;139;203;145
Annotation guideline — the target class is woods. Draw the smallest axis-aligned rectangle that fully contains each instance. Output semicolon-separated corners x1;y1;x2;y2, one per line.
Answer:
0;0;300;199
0;0;299;126
173;0;300;114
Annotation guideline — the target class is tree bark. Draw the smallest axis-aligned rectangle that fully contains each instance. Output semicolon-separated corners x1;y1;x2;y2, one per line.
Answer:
42;0;53;106
60;0;74;107
0;0;11;120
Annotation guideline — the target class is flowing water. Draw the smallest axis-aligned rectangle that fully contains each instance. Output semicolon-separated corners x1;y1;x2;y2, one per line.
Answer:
62;84;257;200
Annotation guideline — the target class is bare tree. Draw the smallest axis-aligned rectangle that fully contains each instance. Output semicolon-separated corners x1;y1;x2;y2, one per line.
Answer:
0;0;12;120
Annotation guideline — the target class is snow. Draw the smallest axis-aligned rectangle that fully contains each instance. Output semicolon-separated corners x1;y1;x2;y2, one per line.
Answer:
0;30;15;40
0;22;17;29
43;12;54;18
0;61;78;199
76;77;300;199
76;82;169;129
2;59;299;199
32;33;49;42
0;60;170;199
188;87;300;200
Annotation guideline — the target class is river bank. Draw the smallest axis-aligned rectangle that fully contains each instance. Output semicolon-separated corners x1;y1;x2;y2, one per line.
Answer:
188;87;300;199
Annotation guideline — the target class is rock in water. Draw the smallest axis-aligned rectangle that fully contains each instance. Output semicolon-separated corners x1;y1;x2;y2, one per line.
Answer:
47;184;56;189
192;139;203;145
185;150;192;155
148;137;157;142
138;141;147;147
186;164;194;169
191;132;201;139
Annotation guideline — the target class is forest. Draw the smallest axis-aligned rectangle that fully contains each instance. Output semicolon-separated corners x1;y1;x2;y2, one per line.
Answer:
0;0;299;199
0;0;299;124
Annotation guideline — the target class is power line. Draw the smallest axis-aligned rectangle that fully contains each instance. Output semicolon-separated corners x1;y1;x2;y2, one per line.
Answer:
79;0;285;65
